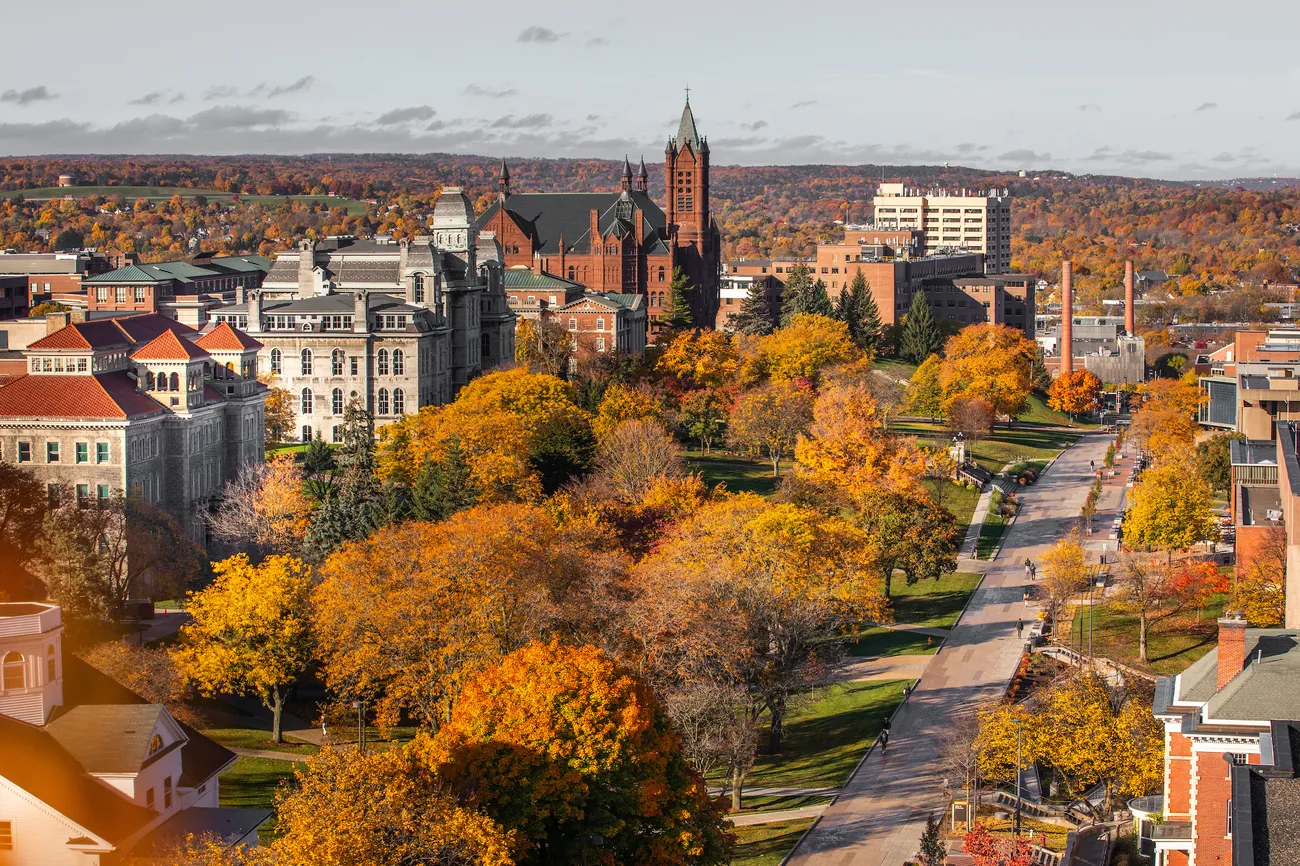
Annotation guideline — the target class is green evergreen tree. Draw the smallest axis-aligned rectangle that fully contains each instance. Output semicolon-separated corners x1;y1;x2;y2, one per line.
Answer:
808;279;834;318
854;280;884;353
900;291;944;364
664;267;695;330
303;435;334;473
779;263;815;326
833;278;860;340
410;438;480;521
732;280;775;335
917;814;946;866
302;400;385;562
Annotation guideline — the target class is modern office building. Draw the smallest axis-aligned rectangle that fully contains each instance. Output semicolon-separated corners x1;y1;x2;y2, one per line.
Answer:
872;183;1013;273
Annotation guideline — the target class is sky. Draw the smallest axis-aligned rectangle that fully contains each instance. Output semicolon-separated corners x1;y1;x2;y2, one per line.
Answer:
2;0;1298;180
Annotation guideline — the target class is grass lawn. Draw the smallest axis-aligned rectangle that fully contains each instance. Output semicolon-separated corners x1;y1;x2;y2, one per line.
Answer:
891;571;983;629
685;450;789;496
731;794;831;815
742;679;909;790
731;818;816;866
922;477;981;528
201;727;320;755
1017;392;1098;428
975;492;1010;560
846;627;936;657
892;421;1080;475
873;358;919;382
220;755;304;841
1067;593;1229;676
4;185;372;214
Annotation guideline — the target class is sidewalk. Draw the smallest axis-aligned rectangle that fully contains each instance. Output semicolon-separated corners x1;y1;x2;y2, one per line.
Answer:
786;433;1113;866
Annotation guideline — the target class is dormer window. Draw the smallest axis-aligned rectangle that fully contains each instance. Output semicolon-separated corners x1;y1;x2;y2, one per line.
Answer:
1;651;24;691
149;733;163;755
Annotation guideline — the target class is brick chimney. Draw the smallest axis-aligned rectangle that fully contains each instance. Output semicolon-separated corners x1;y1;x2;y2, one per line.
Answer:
1124;260;1135;336
1216;612;1248;691
1060;260;1073;376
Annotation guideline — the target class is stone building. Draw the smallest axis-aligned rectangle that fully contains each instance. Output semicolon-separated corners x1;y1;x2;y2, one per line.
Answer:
211;187;515;440
477;96;720;336
0;314;266;543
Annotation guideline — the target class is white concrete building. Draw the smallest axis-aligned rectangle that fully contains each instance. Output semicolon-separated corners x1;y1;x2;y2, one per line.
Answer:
873;182;1013;273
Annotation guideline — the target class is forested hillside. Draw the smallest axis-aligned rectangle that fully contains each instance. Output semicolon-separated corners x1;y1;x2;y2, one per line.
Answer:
3;155;1298;312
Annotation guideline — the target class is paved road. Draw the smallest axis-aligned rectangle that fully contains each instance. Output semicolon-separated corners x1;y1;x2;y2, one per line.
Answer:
787;433;1113;866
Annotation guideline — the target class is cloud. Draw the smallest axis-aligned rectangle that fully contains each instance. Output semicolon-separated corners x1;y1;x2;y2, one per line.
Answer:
129;91;165;106
955;143;990;155
490;113;553;129
998;148;1050;162
1085;147;1173;164
1078;104;1100;112
374;105;436;125
790;100;817;109
1;86;57;106
517;26;563;43
1212;152;1237;162
267;76;315;98
586;37;608;47
187;106;293;131
170;93;186;104
463;84;518;99
741;120;768;131
586;114;601;121
1194;102;1218;112
1288;111;1300;121
203;85;241;101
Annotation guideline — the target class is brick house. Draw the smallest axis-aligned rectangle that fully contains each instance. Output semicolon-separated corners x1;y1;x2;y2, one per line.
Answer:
506;269;647;363
477;96;720;337
84;254;270;326
1150;614;1300;865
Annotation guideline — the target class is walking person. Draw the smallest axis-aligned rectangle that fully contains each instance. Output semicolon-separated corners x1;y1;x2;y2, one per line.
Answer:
1031;562;1037;580
1016;618;1024;640
879;728;889;754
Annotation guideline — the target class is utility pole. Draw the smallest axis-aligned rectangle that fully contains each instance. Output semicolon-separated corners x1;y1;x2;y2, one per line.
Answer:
1014;720;1023;837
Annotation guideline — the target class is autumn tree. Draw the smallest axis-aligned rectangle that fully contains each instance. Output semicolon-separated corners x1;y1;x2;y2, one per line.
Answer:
173;554;313;742
962;823;1034;866
0;463;47;598
1142;375;1202;417
209;453;313;557
515;316;572;379
1116;556;1219;663
592;382;661;441
656;329;739;388
1048;369;1103;420
419;641;732;865
946;395;996;443
727;380;815;476
856;489;960;597
273;746;515;866
312;505;620;730
258;375;296;447
939;323;1037;419
1039;529;1090;626
1196;432;1243;493
78;641;197;725
1124;460;1217;556
1235;524;1287;627
748;313;864;384
793;380;926;496
595;418;685;499
678;389;726;454
900;291;943;363
906;354;945;420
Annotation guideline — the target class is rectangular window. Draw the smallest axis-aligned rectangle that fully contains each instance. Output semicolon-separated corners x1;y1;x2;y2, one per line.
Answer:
568;318;577;331
97;484;110;500
350;357;359;376
46;442;59;463
164;777;173;809
1226;798;1232;836
146;788;156;810
17;442;31;463
97;442;109;464
0;820;11;850
76;442;88;463
115;287;127;303
134;287;146;303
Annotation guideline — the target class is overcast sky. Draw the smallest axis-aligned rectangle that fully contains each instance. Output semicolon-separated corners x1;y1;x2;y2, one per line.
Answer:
2;0;1298;180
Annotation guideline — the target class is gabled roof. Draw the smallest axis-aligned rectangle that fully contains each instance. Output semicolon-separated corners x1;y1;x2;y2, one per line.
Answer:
478;190;669;257
46;705;179;774
0;713;156;845
195;322;262;353
0;372;165;420
27;320;134;351
503;268;583;290
130;329;210;362
84;263;170;284
110;314;197;345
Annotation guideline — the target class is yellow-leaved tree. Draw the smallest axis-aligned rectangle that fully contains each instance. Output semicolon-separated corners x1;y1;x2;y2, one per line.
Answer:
906;353;945;420
1124;460;1217;558
592;382;661;442
746;313;864;384
273;745;515;866
377;368;594;500
726;380;815;476
938;323;1037;419
1040;529;1089;626
1235;524;1287;627
656;329;739;388
172;554;313;742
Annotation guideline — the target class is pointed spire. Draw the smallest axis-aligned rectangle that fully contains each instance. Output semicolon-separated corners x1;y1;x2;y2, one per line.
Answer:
622;155;633;178
498;159;511;198
637;156;648;179
675;95;702;152
499;158;510;181
621;155;633;192
635;156;648;193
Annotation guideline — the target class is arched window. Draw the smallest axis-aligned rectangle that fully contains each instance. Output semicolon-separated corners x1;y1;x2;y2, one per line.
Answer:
658;266;665;282
300;349;313;375
270;348;282;374
146;371;156;390
413;274;424;303
169;372;179;391
2;651;24;691
377;349;389;376
392;388;405;416
301;388;314;415
46;645;56;683
148;733;163;755
568;266;576;281
392;349;404;376
332;388;344;415
481;333;491;360
377;388;390;416
331;349;344;376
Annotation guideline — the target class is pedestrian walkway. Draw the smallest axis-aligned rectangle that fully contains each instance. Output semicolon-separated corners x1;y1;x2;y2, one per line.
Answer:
709;785;839;799
958;486;995;558
834;655;931;684
730;803;831;826
215;695;326;746
787;433;1113;866
229;746;314;762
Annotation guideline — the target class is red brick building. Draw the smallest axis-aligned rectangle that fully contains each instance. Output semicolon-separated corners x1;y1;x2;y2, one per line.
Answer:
504;268;647;362
477;96;719;336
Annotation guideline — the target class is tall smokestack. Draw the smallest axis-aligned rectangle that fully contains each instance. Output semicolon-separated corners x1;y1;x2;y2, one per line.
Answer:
1061;260;1073;376
1124;260;1135;336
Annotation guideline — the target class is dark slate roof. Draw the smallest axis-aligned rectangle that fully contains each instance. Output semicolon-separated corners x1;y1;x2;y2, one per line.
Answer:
675;99;703;152
45;704;176;774
0;713;155;845
477;190;670;257
1233;439;1279;466
131;807;272;856
1175;629;1300;719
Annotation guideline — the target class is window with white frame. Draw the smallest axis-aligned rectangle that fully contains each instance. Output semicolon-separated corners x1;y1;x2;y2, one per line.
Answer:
301;388;314;415
300;349;313;375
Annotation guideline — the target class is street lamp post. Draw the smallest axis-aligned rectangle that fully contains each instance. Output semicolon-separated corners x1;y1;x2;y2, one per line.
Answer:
352;699;365;752
1014;720;1023;837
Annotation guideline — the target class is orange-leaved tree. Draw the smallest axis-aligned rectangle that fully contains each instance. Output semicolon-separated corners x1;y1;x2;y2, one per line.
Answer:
726;379;815;476
273;745;515;866
208;452;313;557
656;329;739;389
746;313;864;384
939;323;1037;419
418;641;732;866
1047;369;1103;419
1116;555;1220;663
172;554;313;742
312;503;622;730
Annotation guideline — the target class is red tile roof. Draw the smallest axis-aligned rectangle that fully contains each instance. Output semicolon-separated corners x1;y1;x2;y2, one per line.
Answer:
195;321;263;352
130;329;210;362
0;373;163;419
27;320;133;351
0;358;27;386
112;314;196;345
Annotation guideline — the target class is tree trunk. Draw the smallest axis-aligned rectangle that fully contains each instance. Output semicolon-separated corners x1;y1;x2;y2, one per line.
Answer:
771;453;781;477
768;699;785;753
1139;611;1149;664
270;686;284;744
731;765;744;812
